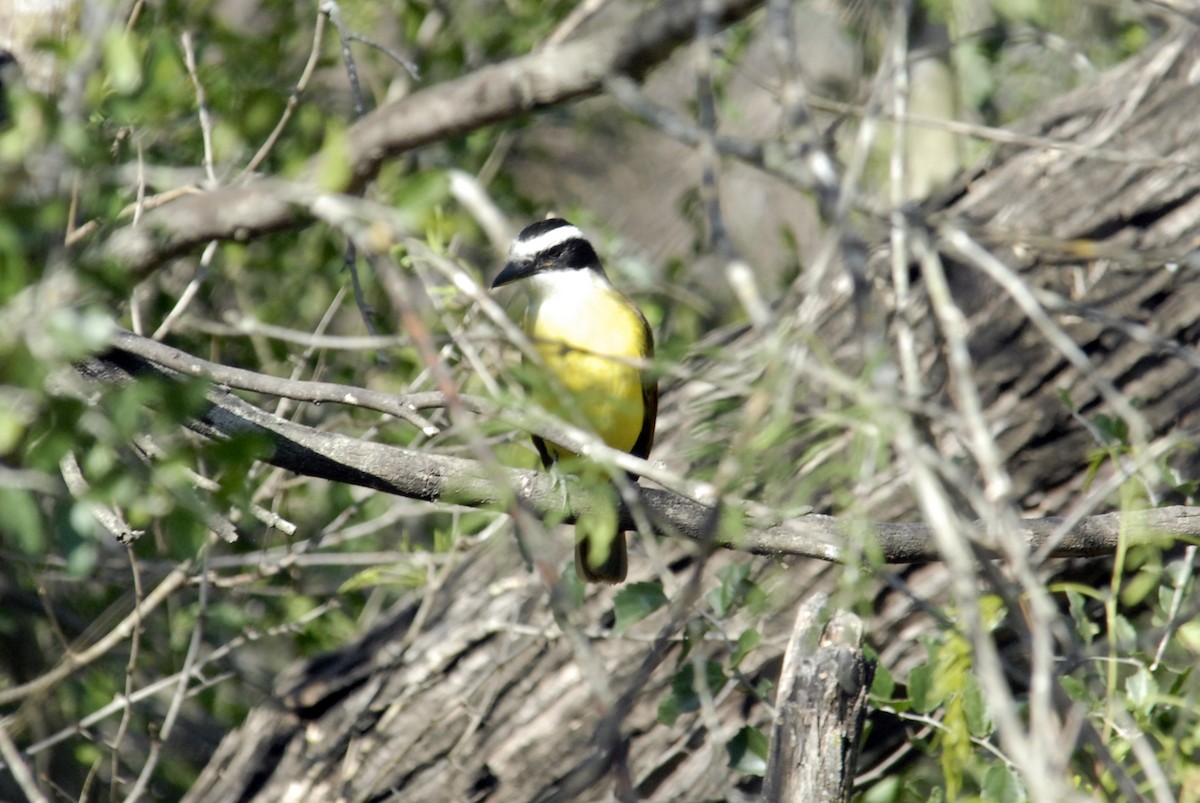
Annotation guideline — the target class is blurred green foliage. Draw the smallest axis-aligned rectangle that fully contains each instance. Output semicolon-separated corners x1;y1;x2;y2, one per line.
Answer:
0;0;1189;800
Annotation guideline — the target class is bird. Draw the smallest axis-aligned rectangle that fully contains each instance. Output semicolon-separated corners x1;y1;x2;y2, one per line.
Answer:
491;218;658;583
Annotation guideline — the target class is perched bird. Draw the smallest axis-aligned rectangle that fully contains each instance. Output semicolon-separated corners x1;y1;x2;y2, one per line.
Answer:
492;218;658;583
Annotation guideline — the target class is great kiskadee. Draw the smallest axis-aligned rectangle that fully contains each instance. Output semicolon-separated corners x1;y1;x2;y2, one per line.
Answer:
492;218;658;583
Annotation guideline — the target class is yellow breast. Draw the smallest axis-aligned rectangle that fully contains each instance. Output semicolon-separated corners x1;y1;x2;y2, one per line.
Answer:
524;271;649;456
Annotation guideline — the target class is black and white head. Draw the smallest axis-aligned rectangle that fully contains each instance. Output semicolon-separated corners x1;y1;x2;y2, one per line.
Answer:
491;218;609;291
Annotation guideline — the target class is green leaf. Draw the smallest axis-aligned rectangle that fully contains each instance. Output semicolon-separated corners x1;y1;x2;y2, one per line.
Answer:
869;656;895;700
0;395;33;455
575;501;620;574
981;763;1025;803
1125;667;1156;717
1180;620;1200;653
730;627;760;669
392;170;451;215
1092;412;1129;446
565;570;587;608
104;31;143;94
1156;578;1176;619
706;561;764;618
726;725;768;776
656;661;728;726
676;622;697;664
978;595;1007;632
0;488;45;554
66;540;99;577
962;674;989;737
338;564;426;593
656;695;681;726
1065;589;1100;645
1059;675;1088;702
706;561;750;618
1111;614;1137;649
860;775;902;803
908;663;934;713
1167;665;1192;697
612;581;668;636
1121;568;1159;607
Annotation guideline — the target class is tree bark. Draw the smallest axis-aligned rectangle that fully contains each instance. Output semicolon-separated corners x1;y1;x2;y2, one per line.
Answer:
184;23;1200;803
763;594;874;803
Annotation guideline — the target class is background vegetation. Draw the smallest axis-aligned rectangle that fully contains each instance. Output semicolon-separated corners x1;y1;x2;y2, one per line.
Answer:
1;0;1197;800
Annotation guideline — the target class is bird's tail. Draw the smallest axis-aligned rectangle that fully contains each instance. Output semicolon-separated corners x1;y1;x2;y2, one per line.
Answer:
576;531;627;584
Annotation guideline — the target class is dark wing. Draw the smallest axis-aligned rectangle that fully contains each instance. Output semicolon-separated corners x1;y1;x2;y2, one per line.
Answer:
532;435;555;469
630;311;657;462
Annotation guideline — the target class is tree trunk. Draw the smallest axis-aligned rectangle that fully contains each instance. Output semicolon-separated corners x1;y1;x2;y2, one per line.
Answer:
763;594;873;803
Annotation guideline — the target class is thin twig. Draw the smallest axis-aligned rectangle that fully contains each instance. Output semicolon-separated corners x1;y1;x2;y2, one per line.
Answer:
23;601;339;758
153;239;217;340
0;721;50;803
108;542;145;796
0;564;192;706
124;543;211;801
240;6;328;177
180;32;217;186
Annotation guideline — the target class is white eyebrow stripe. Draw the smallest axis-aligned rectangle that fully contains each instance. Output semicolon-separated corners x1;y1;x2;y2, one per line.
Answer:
508;224;586;260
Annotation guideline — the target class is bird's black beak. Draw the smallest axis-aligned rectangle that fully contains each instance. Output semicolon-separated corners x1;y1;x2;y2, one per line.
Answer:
491;259;536;289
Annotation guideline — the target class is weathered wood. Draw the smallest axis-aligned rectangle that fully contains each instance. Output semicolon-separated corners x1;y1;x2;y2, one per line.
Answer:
763;594;874;803
186;24;1200;803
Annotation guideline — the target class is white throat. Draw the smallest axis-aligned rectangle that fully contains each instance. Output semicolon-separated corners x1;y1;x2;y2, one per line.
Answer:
527;267;613;302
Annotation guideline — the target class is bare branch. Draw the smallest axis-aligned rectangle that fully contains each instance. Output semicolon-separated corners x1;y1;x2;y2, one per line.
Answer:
77;345;1200;567
0;722;50;803
0;564;192;707
95;0;767;277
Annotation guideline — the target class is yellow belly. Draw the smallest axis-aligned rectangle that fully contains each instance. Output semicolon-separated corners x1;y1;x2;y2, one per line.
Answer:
526;287;647;456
